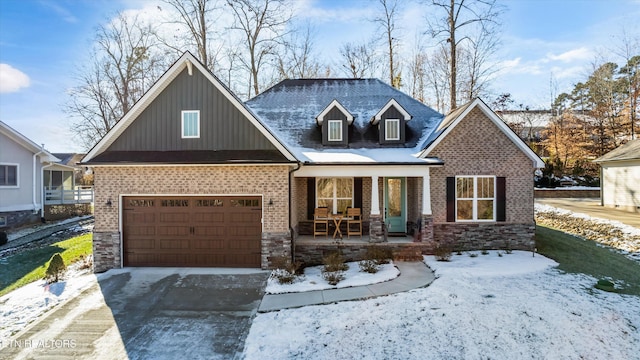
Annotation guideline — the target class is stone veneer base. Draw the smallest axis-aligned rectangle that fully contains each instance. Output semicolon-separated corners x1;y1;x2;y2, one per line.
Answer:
433;222;536;251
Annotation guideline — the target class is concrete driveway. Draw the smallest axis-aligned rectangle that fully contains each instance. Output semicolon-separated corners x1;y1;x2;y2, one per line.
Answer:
3;268;269;360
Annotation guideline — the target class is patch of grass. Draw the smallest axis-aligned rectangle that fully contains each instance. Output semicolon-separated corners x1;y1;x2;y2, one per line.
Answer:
0;233;92;297
536;225;640;296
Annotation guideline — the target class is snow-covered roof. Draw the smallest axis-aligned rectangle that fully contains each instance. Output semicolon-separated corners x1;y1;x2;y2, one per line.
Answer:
245;79;444;164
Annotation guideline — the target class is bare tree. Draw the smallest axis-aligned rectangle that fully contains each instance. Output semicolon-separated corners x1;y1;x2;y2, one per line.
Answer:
423;43;450;113
339;40;379;79
226;0;292;97
66;12;163;149
457;24;500;101
160;0;224;71
407;41;427;102
612;28;640;139
277;23;323;79
426;0;503;111
374;0;401;88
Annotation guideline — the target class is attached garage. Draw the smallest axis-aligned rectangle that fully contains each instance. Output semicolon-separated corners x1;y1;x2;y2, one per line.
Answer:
122;196;262;267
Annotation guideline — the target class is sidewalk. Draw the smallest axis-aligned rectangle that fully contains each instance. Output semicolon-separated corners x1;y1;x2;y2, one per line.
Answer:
258;261;435;312
536;198;640;229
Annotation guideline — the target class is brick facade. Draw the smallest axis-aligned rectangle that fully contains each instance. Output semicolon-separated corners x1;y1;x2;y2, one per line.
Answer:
428;107;537;248
92;165;291;271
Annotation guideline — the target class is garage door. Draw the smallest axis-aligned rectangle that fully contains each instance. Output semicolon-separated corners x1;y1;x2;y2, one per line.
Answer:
122;196;262;267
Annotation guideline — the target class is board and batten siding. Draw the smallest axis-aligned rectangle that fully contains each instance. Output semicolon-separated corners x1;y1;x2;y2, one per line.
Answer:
379;105;406;144
602;161;640;211
106;67;278;152
321;106;348;146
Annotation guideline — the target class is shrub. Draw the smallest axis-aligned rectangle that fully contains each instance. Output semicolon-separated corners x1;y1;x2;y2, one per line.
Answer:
323;251;348;272
365;246;392;265
322;251;348;285
503;240;513;254
434;241;453;262
322;271;345;285
0;231;7;246
45;253;66;283
359;259;379;274
270;255;303;285
78;254;94;271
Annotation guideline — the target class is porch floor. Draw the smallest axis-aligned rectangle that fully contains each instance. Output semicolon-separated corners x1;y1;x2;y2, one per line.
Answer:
295;234;416;245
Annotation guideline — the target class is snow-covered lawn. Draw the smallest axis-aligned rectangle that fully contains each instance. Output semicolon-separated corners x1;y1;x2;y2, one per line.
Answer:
244;252;640;360
266;261;399;294
0;265;96;340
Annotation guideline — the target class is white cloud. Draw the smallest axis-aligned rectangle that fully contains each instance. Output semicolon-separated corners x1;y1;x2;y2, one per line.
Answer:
545;47;593;63
39;0;78;23
0;64;31;93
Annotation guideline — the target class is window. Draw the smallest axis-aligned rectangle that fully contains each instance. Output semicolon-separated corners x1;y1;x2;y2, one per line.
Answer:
0;164;18;187
182;110;200;138
385;119;400;141
327;120;342;142
456;176;495;221
0;216;6;227
316;177;353;214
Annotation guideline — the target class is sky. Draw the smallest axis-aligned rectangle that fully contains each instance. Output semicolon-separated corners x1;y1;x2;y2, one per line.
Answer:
0;0;639;153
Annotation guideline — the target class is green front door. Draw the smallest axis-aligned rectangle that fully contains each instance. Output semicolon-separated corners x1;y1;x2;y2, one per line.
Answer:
384;177;406;234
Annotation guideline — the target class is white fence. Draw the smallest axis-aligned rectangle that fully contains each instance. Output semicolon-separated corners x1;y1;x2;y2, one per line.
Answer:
45;186;94;205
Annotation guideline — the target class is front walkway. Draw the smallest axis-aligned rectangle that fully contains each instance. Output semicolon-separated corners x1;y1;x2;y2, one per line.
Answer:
536;198;640;229
258;261;435;312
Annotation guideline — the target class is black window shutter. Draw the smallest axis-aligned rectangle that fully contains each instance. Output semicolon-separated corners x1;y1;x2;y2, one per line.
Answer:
446;177;455;222
354;177;363;209
496;177;506;222
307;178;316;220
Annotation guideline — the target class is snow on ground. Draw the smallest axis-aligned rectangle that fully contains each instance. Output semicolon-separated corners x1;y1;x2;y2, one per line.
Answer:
244;251;640;360
266;261;399;294
535;203;640;237
5;215;93;242
0;265;96;340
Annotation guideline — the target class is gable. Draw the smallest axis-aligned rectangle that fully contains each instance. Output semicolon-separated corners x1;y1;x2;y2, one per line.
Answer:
82;52;295;164
106;67;276;152
0;121;59;162
316;99;354;126
421;99;544;168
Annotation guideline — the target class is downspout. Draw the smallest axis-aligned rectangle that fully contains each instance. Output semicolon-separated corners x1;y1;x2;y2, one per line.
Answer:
288;162;302;263
32;147;45;213
41;163;55;220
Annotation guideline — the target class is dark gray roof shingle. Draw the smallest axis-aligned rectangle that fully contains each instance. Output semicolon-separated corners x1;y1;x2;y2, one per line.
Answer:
245;79;444;163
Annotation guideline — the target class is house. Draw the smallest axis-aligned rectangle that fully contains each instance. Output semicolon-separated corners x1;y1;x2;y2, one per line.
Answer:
593;140;640;213
0;121;60;228
81;52;543;272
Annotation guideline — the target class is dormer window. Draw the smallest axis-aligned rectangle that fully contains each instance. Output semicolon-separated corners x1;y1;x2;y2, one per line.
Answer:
316;100;354;146
385;119;400;141
328;120;343;141
371;99;412;144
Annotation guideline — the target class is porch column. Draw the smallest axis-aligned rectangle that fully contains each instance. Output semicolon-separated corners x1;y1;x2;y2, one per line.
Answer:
371;175;380;215
369;175;385;243
422;168;432;215
420;168;434;244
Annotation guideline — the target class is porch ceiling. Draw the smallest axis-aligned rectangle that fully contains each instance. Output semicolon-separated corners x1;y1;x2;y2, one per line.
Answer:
294;163;442;177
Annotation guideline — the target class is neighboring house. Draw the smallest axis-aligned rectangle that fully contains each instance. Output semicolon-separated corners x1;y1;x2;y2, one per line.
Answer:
0;121;60;228
594;140;640;213
43;153;94;220
81;52;543;272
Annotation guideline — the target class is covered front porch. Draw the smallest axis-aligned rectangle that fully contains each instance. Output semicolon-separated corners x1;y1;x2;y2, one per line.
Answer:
290;164;438;264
